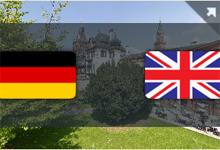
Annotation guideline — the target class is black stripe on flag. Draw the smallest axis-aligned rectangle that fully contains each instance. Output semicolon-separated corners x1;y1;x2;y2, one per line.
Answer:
0;51;76;67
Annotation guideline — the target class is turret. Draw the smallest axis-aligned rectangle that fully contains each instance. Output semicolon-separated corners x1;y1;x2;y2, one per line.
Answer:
154;17;166;50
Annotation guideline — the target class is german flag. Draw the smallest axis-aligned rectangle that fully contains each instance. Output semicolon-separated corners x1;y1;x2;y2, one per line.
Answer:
0;51;76;99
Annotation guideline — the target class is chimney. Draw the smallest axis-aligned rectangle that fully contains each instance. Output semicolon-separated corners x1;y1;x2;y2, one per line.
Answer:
191;41;197;45
109;29;113;41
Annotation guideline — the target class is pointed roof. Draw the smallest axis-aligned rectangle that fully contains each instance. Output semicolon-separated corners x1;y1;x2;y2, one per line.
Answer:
110;32;121;46
75;19;86;41
157;17;164;34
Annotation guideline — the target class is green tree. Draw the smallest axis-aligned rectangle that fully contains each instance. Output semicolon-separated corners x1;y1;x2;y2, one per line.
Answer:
0;1;34;51
38;1;69;51
0;1;69;51
0;1;35;23
0;128;15;148
86;62;152;123
0;1;69;148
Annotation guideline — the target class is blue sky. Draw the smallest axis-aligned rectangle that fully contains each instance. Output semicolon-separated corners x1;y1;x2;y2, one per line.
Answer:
21;1;216;51
21;1;205;23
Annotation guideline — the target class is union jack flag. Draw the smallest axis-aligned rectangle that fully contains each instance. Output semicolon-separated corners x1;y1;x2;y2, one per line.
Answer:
145;51;220;99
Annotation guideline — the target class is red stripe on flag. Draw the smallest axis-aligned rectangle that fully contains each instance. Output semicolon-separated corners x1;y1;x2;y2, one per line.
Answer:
179;51;190;99
146;52;172;68
193;51;219;68
145;70;220;80
197;82;220;98
150;82;176;99
0;67;76;83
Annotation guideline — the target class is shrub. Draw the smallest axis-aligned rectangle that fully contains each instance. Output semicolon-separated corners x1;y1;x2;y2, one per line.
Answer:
86;62;152;123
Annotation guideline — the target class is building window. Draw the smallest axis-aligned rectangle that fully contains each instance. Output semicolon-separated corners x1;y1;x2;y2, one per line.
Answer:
87;64;92;72
93;64;95;72
91;50;95;58
101;50;106;57
110;51;115;58
87;52;90;59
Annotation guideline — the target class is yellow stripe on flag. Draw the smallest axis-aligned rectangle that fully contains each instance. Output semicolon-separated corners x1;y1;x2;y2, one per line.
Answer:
0;83;76;99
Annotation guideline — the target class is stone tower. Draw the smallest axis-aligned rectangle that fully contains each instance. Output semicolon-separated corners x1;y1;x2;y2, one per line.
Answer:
154;18;166;50
73;20;89;54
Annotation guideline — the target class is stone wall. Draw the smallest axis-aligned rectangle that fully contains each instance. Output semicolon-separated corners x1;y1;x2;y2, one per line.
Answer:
76;79;90;91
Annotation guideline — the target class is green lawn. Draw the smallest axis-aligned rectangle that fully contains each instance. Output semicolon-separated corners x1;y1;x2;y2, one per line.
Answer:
8;117;220;149
47;113;177;127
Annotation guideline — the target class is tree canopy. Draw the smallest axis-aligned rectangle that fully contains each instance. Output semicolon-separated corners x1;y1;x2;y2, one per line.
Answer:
86;62;152;123
0;1;69;148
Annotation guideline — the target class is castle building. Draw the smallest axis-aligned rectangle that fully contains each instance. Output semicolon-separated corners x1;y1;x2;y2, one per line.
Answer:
73;24;89;54
73;26;126;76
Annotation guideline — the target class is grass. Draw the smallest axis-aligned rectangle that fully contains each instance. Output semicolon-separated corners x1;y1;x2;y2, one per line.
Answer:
47;112;177;127
8;117;220;149
69;127;220;149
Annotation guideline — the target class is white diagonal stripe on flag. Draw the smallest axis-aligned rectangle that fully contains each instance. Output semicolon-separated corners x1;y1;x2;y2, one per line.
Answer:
192;81;220;99
145;80;177;99
146;51;179;69
192;51;220;69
